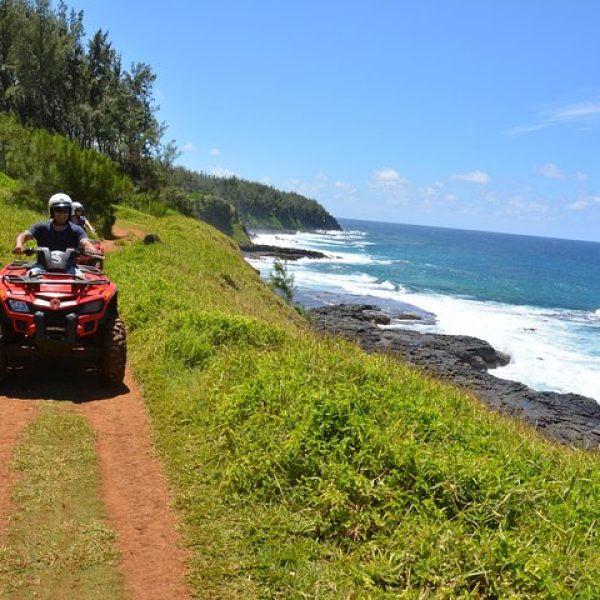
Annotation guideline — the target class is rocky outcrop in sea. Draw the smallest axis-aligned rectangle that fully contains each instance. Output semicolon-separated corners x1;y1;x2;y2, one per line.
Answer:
310;304;600;450
239;244;326;261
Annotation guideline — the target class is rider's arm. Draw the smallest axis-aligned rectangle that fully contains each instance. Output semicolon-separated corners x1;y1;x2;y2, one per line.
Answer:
80;238;96;253
84;220;97;235
13;230;34;254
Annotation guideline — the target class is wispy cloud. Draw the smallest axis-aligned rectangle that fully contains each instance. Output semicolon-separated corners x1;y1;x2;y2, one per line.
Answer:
508;101;600;134
370;168;410;205
450;170;490;184
334;180;358;203
536;163;564;179
208;148;221;156
568;194;600;211
183;142;195;152
536;163;589;181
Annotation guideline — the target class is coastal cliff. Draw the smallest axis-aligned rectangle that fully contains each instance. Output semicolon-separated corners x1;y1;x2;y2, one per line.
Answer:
311;304;600;449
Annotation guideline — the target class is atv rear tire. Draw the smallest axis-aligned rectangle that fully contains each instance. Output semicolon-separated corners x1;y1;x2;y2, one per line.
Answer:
100;317;126;386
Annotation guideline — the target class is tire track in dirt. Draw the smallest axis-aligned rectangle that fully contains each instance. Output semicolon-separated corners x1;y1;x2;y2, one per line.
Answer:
78;369;192;600
0;363;191;600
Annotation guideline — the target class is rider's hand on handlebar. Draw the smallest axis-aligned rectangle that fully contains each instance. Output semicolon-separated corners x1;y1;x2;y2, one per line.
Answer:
13;245;24;255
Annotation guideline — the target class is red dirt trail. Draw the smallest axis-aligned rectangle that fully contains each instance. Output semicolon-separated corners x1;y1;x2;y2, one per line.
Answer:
0;362;192;600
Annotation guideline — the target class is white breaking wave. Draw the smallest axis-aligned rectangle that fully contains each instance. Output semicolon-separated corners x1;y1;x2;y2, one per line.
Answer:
246;230;600;402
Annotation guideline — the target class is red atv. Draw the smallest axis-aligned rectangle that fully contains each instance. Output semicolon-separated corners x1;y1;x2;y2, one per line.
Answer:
0;247;126;386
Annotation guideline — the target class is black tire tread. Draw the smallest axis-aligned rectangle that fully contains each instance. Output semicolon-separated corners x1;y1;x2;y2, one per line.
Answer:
100;317;126;386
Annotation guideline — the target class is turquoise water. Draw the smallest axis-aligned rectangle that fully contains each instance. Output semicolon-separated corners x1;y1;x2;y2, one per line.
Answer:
337;219;600;312
248;219;600;401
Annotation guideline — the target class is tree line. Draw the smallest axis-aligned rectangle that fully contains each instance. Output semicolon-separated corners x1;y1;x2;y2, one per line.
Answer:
0;0;174;189
168;167;341;231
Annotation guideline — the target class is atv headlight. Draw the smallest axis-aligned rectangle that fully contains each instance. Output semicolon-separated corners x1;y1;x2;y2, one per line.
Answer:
79;300;104;315
7;299;30;313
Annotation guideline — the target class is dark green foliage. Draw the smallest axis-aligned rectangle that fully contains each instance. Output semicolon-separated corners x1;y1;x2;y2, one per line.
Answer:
168;166;341;231
0;0;171;188
0;114;131;236
269;258;295;303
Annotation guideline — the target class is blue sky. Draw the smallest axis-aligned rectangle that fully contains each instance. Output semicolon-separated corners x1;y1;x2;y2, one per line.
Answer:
73;1;600;241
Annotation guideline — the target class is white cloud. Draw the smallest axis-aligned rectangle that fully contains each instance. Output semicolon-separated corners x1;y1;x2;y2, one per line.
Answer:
575;171;588;182
445;194;458;202
373;167;409;184
262;176;272;185
369;168;410;205
211;166;235;178
450;170;490;184
183;142;195;152
316;172;328;181
536;163;564;179
208;148;221;156
568;195;600;211
509;101;600;134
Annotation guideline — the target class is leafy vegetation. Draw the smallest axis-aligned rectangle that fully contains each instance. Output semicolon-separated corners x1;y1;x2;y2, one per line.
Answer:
98;203;600;598
0;0;172;188
0;115;132;236
269;257;295;303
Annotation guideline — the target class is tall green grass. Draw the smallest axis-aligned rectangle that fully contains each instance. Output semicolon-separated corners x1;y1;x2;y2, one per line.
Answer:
104;206;600;598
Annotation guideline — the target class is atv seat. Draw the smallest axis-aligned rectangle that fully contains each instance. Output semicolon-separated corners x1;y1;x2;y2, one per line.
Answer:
35;247;78;272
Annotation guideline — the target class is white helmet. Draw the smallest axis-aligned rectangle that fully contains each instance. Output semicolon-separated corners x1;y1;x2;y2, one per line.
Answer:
72;201;85;214
48;193;73;217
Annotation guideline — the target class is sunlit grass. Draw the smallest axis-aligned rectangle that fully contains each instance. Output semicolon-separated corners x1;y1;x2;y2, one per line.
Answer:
105;205;600;598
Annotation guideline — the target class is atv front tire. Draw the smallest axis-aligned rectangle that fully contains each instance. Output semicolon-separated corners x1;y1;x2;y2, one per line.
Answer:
100;317;126;386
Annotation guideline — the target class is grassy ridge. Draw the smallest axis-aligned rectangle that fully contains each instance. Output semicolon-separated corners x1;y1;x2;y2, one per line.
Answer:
104;207;600;598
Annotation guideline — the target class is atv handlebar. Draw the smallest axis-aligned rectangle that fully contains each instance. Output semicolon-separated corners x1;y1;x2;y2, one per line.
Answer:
20;246;104;260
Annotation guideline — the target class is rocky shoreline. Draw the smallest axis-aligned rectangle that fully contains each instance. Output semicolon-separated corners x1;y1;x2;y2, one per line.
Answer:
311;304;600;450
239;243;326;261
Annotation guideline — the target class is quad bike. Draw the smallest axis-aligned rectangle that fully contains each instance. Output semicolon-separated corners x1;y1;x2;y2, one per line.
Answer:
0;247;126;386
76;239;105;270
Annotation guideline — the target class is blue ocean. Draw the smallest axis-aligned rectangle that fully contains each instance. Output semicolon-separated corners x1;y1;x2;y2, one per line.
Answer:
247;218;600;402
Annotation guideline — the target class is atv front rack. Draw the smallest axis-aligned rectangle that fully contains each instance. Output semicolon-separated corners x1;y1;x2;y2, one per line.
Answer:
3;275;106;286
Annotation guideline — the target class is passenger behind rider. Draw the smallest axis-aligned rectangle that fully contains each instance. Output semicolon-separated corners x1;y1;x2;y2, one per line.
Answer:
13;193;96;275
70;201;97;236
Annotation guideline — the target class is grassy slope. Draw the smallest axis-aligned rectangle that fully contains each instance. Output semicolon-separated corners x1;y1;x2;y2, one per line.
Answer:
105;207;600;598
2;185;600;598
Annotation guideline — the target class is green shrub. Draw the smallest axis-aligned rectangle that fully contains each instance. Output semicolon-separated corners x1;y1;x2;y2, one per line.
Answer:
0;115;132;236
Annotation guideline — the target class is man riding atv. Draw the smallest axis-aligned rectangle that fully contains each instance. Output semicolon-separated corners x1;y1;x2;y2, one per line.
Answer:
14;193;96;264
1;192;125;385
